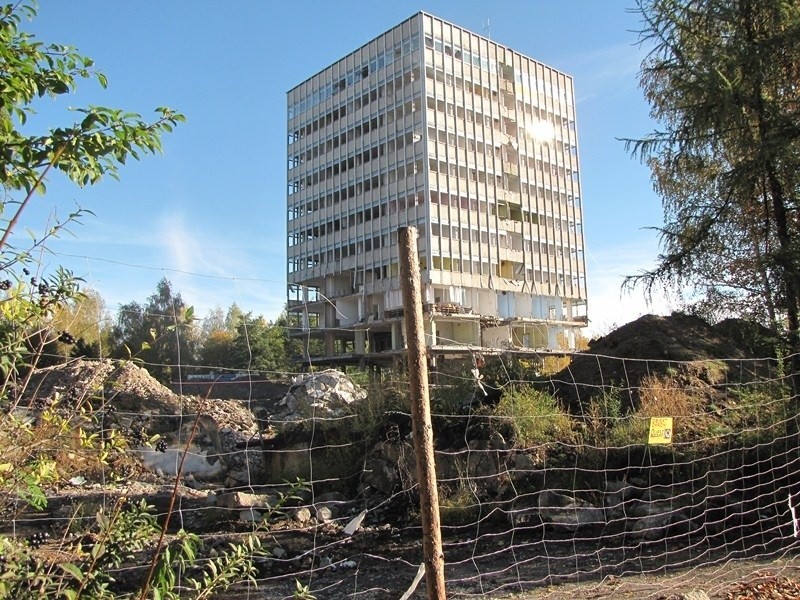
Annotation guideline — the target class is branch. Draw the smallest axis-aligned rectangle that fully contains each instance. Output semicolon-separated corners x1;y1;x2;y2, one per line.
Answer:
0;143;66;252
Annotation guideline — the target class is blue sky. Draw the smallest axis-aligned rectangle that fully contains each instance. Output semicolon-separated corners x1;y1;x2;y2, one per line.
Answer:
20;1;671;336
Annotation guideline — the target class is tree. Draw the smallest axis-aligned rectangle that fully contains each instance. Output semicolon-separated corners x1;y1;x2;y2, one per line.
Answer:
197;303;242;370
225;302;245;332
625;0;800;356
0;2;184;379
223;311;304;376
111;278;196;382
198;328;237;370
48;287;112;359
0;7;266;597
200;305;226;339
230;313;273;373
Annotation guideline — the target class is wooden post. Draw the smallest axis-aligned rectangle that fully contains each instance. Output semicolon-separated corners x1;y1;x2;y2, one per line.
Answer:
398;226;446;599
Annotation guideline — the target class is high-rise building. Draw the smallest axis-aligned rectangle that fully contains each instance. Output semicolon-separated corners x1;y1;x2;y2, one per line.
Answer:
286;12;588;361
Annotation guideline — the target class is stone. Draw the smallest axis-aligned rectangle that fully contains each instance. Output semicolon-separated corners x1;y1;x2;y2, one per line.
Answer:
225;468;261;486
343;509;367;535
239;508;262;523
629;508;691;540
280;370;367;420
315;505;335;523
538;490;605;531
138;446;226;480
362;458;397;494
294;507;313;523
217;491;276;509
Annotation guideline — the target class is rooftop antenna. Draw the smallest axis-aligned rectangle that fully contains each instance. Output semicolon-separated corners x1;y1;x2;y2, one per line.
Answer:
483;17;491;40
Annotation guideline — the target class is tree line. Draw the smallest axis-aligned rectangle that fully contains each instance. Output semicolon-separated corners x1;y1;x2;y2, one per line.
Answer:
5;0;800;383
43;277;311;383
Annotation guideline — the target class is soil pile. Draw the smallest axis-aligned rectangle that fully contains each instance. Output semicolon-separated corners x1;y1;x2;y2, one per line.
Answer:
550;312;779;413
21;358;258;436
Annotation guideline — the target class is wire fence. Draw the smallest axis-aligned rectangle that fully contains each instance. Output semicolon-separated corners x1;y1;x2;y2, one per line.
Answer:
3;260;800;598
6;347;800;598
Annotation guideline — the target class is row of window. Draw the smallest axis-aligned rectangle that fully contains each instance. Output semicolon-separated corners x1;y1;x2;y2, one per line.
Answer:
425;34;496;74
424;64;575;130
426;100;574;158
290;216;581;264
288;83;574;180
288;153;423;211
431;217;581;244
288;98;420;170
290;245;584;291
288;32;420;119
289;190;425;243
430;222;583;257
426;126;577;182
289;193;581;251
424;33;572;105
427;157;580;198
287;135;420;196
429;255;584;286
289;133;574;206
288;198;580;265
288;231;395;273
427;94;501;132
288;166;580;232
428;154;577;187
288;67;420;144
289;205;383;246
430;189;580;216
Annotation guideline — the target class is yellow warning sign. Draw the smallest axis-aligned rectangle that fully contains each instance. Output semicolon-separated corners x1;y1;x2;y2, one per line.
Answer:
648;417;673;445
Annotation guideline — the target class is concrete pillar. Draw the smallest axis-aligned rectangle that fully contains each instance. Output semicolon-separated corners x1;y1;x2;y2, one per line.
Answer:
355;330;366;354
325;332;335;356
391;321;403;350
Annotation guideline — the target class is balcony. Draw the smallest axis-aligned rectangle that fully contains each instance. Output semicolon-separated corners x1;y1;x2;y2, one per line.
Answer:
423;302;473;316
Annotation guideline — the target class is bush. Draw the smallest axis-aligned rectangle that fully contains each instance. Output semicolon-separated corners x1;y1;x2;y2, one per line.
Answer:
584;375;708;448
0;499;264;599
492;385;574;448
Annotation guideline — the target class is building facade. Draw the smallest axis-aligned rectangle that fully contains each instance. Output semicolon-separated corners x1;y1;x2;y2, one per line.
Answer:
286;12;588;360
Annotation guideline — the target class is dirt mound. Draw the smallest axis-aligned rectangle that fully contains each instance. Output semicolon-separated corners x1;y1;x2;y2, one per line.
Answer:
550;312;778;413
21;358;258;437
22;359;181;427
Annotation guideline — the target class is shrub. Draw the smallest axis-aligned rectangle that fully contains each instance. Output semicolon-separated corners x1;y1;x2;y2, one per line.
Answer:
492;385;574;448
0;499;264;599
439;483;479;527
588;375;707;448
716;382;792;445
583;388;624;446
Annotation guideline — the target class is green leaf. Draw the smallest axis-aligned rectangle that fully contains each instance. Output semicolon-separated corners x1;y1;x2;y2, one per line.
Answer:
60;562;84;581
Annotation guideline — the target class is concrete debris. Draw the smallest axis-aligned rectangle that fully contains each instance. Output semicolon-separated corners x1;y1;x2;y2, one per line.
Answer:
279;369;367;419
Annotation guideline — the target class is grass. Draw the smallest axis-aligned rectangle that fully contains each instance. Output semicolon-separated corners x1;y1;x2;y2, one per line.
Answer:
492;384;574;449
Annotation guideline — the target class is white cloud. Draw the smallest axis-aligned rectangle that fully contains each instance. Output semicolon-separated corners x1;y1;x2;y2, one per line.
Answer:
153;211;287;319
566;41;646;104
39;209;287;321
